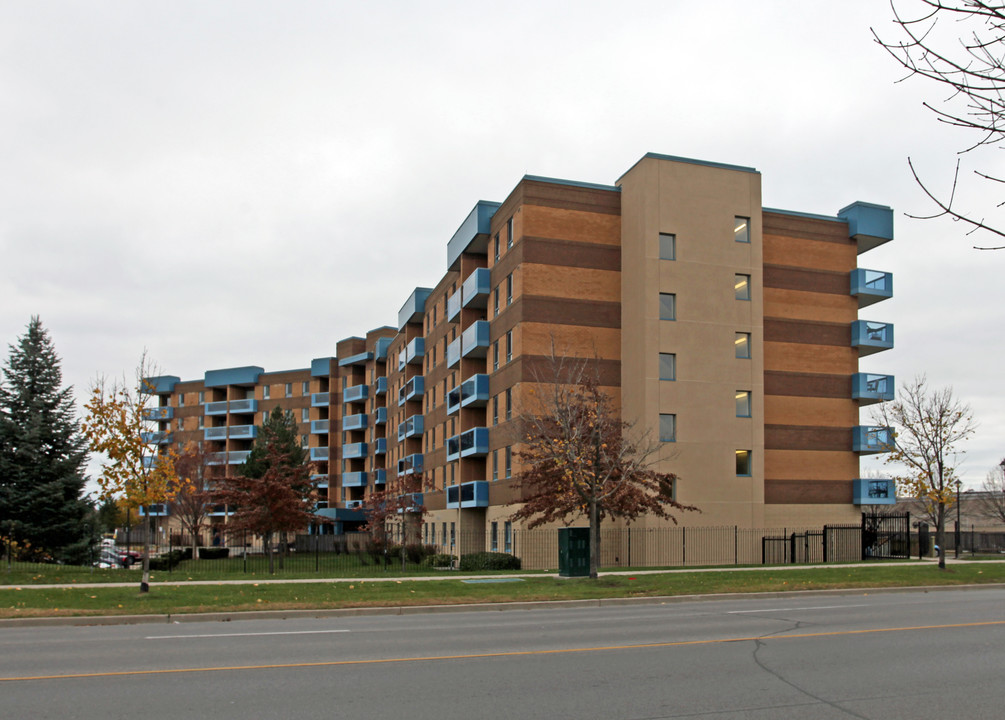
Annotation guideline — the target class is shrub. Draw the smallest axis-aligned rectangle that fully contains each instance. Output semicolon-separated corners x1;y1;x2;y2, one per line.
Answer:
459;552;521;572
422;553;455;569
149;549;186;571
198;547;230;560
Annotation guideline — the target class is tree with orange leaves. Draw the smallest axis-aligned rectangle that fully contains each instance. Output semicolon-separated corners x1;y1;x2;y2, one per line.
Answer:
82;354;183;592
510;354;697;579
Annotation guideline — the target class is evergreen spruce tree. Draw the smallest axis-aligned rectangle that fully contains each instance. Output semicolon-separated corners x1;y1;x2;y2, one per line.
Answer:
240;407;308;479
0;317;92;563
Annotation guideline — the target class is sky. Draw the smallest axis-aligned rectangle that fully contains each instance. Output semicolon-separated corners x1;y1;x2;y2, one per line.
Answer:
1;1;1002;488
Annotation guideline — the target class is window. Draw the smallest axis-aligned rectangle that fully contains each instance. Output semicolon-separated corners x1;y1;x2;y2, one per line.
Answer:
433;304;437;326
494;233;500;262
263;386;270;399
735;274;751;301
659;293;676;321
450;522;456;549
285;383;293;398
301;435;308;448
504;521;512;553
198;391;205;403
506;274;513;305
505;446;512;478
494;287;500;317
507;217;514;248
736;391;751;418
302;408;310;422
177;418;183;431
735;332;751;359
430;523;436;545
659;413;676;442
492;395;499;425
492;449;499;480
736;450;752;476
491;522;498;552
198;416;204;429
734;216;750;243
659;353;676;381
302;381;310;395
505;388;512;420
659;233;676;260
178;393;185;407
505;330;513;363
493;342;499;371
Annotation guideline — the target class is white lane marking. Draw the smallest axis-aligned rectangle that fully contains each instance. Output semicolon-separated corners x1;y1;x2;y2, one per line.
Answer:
728;604;870;614
146;629;351;640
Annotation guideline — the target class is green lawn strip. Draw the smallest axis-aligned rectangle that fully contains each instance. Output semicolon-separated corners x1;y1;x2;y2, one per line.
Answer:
2;564;1003;619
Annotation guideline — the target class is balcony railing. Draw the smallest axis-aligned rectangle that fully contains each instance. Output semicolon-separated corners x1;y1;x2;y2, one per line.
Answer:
853;426;894;454
205;401;229;416
228;425;257;440
229;399;258;414
342;413;368;431
311;419;330;434
374;437;387;455
447;338;461;368
139;504;170;517
344;384;369;404
345;500;364;510
446;374;489;415
397;453;423;476
850;268;893;308
141;431;172;445
447;291;461;322
853;478;895;505
204;426;228;441
446;481;489;509
461;321;490;358
398;375;425;406
375;376;388;395
342;442;368;459
143;407;174;421
342;471;368;488
398;414;424;441
206;451;251;466
461;267;491;309
398;493;424;513
405;337;426;365
852;373;895;405
373;469;387;485
311;392;330;407
851;321;894;355
374;406;387;425
311;473;329;489
310;447;330;462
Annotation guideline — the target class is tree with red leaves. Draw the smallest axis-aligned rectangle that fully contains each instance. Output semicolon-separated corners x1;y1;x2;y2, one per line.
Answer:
169;442;214;560
212;418;317;574
362;472;427;569
510;354;697;579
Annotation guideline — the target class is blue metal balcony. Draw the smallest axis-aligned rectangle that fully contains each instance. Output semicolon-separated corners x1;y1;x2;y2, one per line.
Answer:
204;426;228;441
405;337;425;365
311;392;330;407
311;473;329;489
374;406;387;425
229;451;250;464
853;478;896;505
207;503;231;517
850;269;893;308
447;374;490;415
206;452;228;466
398;493;423;513
398;375;425;406
852;373;895;405
373;469;386;485
446;427;489;461
310;447;330;462
343;442;368;459
228;425;257;440
311;419;330;434
447;291;461;322
461;321;491;358
447;338;461;368
205;401;228;416
339;350;373;368
345;499;364;510
139;503;170;517
398;453;423;476
853;426;893;454
141;431;172;445
838;201;894;254
397;287;433;330
342;413;368;431
344;384;369;404
398;414;424;441
342;471;368;488
229;399;258;414
461;267;491;309
374;437;387;455
446;481;489;509
375;376;388;395
851;321;894;355
143;406;174;421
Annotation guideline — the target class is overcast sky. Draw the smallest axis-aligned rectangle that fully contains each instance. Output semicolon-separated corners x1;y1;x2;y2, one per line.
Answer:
1;2;1001;488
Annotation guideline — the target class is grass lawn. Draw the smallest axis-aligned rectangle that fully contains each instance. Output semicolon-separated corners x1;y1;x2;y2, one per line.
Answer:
1;562;1003;619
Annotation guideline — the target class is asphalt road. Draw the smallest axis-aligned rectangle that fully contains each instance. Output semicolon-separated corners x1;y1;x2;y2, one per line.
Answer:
2;588;1003;720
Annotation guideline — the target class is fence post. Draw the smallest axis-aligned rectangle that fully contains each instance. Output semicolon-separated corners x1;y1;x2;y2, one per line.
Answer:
789;532;796;564
823;526;828;564
243;530;247;574
761;536;766;565
734;526;738;565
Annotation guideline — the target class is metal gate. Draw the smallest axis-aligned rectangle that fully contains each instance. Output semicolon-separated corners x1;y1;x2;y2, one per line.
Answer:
862;511;910;560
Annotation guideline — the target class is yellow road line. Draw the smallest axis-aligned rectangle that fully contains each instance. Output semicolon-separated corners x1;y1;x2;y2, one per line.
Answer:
3;620;1004;682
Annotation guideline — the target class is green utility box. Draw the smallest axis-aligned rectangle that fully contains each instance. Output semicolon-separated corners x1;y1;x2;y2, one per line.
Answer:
558;527;591;577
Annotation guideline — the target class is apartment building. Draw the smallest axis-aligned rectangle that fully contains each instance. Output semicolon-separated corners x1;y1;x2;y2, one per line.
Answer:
142;152;895;543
